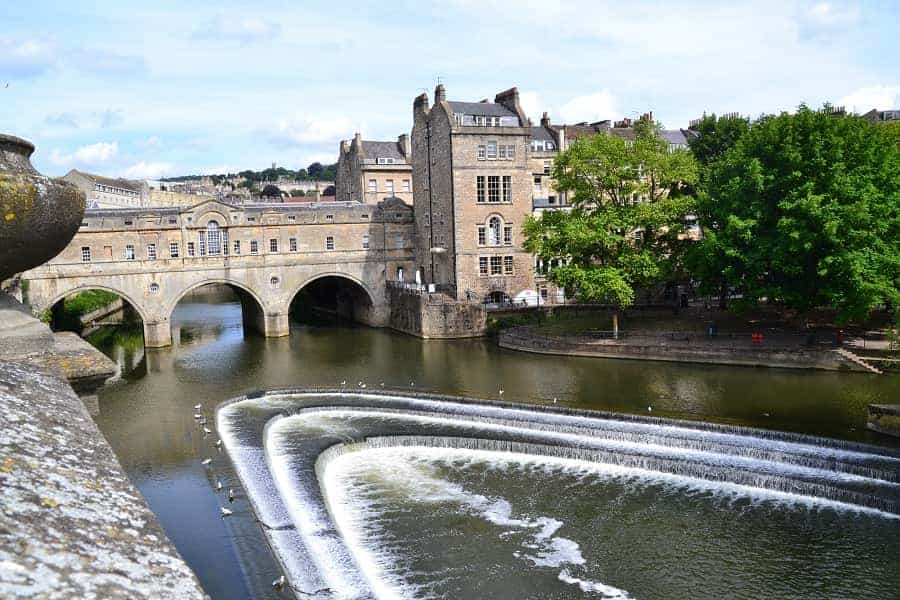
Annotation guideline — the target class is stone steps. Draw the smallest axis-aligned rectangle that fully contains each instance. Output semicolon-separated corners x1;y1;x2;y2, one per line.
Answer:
835;348;884;375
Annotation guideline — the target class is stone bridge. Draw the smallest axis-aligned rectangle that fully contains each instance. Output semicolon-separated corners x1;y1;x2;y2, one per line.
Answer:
21;198;416;347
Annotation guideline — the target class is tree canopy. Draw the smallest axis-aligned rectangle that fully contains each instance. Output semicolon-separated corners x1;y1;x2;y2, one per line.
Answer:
690;105;900;321
524;119;698;311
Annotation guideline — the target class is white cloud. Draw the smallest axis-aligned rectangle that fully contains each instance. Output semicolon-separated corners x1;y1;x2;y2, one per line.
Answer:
559;90;618;123
50;142;119;167
839;85;900;112
0;38;56;79
194;15;281;43
122;161;173;179
269;116;357;146
807;2;859;25
519;91;541;124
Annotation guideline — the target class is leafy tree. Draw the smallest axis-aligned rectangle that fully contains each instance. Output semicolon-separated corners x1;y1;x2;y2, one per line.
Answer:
691;105;900;322
260;184;283;198
524;118;698;336
307;162;324;179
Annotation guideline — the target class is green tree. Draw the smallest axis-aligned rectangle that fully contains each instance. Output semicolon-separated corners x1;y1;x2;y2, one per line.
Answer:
524;119;698;336
692;105;900;321
687;113;750;170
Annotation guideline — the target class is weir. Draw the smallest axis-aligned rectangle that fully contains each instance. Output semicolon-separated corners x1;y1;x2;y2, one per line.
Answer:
217;389;900;599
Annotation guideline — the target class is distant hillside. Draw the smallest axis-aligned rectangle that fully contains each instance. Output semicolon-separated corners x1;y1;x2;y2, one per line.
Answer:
161;161;337;185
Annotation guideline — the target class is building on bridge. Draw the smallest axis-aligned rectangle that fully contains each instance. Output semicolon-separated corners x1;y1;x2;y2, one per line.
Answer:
22;198;415;347
335;133;413;205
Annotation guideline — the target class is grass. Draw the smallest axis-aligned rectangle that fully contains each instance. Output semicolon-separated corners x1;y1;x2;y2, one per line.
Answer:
63;290;119;316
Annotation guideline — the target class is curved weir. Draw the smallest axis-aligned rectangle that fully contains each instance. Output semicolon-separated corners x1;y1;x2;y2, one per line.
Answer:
217;390;900;599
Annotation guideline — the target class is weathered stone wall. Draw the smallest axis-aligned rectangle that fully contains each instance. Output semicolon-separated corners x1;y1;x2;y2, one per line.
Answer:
388;284;486;338
0;359;205;598
499;327;864;371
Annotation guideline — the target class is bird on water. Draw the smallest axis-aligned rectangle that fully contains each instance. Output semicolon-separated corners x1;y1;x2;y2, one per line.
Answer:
272;575;286;590
228;489;235;502
221;507;233;517
201;458;212;466
194;403;202;409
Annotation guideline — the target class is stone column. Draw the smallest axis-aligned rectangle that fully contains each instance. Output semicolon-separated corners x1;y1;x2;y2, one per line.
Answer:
143;320;172;348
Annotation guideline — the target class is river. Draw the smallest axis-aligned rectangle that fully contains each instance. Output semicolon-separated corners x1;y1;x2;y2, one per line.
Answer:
88;289;900;599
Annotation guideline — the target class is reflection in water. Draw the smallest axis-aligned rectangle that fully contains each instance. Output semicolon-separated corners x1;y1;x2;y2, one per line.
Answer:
89;289;900;599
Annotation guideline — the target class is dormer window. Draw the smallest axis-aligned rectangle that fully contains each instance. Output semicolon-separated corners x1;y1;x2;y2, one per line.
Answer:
376;157;396;165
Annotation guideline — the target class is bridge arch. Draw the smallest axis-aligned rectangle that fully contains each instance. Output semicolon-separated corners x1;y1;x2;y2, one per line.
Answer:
287;272;379;326
44;284;150;324
164;278;274;345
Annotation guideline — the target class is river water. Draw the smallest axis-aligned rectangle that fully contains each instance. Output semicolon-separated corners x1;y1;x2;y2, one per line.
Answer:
89;291;900;599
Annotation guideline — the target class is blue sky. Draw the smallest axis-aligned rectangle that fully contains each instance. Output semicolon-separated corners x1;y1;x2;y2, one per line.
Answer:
2;0;897;179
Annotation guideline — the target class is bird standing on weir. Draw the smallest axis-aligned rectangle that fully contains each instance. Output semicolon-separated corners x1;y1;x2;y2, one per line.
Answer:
272;575;286;590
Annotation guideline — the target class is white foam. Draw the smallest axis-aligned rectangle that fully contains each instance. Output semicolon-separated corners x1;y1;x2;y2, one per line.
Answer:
559;568;631;598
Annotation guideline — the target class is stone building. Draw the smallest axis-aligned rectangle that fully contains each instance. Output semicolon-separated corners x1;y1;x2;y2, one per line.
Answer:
411;84;537;305
862;108;900;123
335;133;413;205
62;169;149;209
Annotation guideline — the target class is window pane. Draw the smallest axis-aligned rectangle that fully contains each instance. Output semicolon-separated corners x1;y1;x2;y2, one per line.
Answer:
488;176;500;203
476;176;485;203
479;257;488;276
503;255;513;274
490;255;502;275
502;176;511;202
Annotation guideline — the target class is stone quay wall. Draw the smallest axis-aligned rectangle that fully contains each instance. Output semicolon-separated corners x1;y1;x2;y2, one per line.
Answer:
387;283;486;338
498;326;863;372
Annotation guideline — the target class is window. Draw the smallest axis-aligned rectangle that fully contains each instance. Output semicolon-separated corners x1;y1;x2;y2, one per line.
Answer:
186;242;195;257
395;234;404;249
503;255;514;275
125;244;135;260
547;142;555;150
477;145;486;160
362;234;370;249
488;216;502;246
81;246;91;262
222;231;228;255
325;214;334;221
377;157;395;165
247;216;256;223
250;240;259;255
147;243;157;260
544;160;552;175
502;176;512;202
269;238;278;253
199;231;207;256
289;238;297;252
205;222;222;255
503;225;512;245
386;179;394;194
477;226;486;246
506;144;516;160
361;213;369;219
487;176;500;203
288;215;296;221
368;179;376;193
476;176;486;203
479;256;489;276
326;236;335;250
490;255;503;275
168;217;177;224
534;176;543;195
169;242;179;258
402;179;410;192
486;141;497;160
233;240;241;255
498;144;507;160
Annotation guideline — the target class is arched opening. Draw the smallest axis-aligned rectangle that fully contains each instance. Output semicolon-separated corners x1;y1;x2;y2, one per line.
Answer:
47;288;146;377
169;282;267;347
485;291;511;306
289;276;374;327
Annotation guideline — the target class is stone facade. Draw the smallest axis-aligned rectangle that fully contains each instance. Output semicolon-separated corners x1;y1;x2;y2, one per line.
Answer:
411;85;537;304
62;169;149;209
21;198;415;347
335;133;414;205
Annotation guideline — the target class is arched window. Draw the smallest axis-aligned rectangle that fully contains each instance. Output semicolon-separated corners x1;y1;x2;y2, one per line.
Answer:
206;221;221;255
488;216;502;246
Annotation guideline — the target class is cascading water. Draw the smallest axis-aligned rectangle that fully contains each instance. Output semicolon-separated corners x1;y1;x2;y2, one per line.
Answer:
217;390;900;599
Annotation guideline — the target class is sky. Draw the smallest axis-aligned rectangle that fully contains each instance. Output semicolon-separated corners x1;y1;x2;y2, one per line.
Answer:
1;0;897;179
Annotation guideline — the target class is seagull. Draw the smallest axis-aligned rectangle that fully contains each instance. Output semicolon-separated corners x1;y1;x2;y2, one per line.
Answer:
410;381;415;387
762;412;770;417
216;480;223;491
272;575;286;591
201;458;212;466
380;382;384;387
499;388;504;396
215;439;222;448
647;406;652;412
228;489;235;502
340;380;346;387
203;427;212;434
553;397;558;404
221;507;233;517
194;403;202;409
193;413;202;419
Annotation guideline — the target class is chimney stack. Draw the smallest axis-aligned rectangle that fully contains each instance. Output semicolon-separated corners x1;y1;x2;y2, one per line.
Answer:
434;84;446;103
540;112;551;128
398;133;411;159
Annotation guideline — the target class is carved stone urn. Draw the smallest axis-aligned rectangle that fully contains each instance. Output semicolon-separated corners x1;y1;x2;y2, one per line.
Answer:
0;134;85;281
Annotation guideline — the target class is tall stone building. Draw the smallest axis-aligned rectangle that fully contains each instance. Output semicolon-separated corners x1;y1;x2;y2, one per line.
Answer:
335;133;413;205
411;84;537;304
62;170;149;209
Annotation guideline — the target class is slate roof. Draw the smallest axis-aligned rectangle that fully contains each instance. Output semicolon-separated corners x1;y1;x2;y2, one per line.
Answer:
531;126;556;143
448;101;517;118
660;130;690;146
361;140;405;160
69;169;144;192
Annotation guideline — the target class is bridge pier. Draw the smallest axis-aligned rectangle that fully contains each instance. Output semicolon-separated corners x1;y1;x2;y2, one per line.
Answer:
264;313;290;338
144;321;172;348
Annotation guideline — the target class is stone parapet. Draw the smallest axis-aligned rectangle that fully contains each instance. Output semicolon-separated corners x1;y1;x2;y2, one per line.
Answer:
387;283;486;338
0;360;206;598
